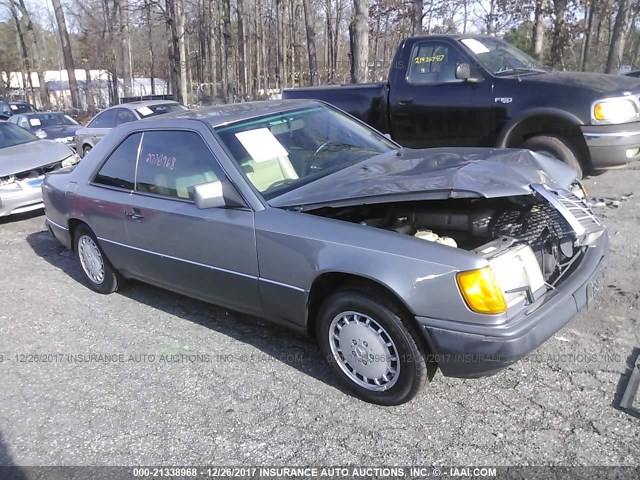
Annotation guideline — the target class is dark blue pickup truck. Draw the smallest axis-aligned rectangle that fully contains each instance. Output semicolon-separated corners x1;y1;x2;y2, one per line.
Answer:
284;35;640;178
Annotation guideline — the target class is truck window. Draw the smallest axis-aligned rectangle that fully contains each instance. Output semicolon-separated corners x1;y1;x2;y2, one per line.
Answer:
407;42;460;85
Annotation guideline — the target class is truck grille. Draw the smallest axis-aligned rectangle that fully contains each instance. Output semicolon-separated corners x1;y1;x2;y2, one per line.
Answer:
531;183;604;246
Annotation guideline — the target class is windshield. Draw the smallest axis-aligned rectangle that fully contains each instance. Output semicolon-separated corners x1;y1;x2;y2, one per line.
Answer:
0;122;38;148
135;103;188;118
459;38;548;75
27;113;78;128
215;106;397;199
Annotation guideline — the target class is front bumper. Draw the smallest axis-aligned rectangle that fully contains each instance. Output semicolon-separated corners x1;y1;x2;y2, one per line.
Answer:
581;123;640;169
0;185;44;217
417;231;609;378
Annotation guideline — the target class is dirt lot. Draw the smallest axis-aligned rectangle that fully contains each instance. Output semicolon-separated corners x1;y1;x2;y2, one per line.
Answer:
0;163;638;467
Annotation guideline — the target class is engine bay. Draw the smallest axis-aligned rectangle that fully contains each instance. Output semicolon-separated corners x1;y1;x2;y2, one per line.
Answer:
307;195;584;286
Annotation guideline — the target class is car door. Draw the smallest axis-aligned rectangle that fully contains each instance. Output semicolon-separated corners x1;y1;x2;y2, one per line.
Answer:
83;132;141;277
388;39;497;148
122;128;262;315
84;109;117;146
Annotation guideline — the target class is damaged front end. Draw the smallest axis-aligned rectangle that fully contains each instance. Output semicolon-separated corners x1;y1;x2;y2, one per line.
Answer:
305;181;605;317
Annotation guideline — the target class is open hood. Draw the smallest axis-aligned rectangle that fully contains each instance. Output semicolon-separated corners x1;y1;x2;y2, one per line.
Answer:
0;140;74;177
269;147;578;210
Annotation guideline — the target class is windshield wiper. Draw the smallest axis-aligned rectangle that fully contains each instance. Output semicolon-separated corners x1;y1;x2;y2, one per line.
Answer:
495;67;547;76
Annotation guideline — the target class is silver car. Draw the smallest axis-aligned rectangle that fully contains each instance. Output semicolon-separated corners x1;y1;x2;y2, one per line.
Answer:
0;121;79;217
43;100;608;405
75;100;188;157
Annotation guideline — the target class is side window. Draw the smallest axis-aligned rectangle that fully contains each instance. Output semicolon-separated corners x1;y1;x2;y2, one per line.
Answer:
135;131;222;200
407;42;461;85
115;108;137;125
89;109;116;128
93;133;142;190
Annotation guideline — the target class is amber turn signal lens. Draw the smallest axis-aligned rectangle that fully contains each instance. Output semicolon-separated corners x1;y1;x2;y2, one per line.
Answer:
456;266;507;314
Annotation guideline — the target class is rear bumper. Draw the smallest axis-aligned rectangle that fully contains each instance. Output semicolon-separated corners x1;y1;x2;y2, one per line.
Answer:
417;231;609;378
581;123;640;169
0;186;44;217
45;217;72;249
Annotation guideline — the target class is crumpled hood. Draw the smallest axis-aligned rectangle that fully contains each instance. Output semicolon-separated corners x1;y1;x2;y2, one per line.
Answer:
270;147;578;209
0;140;74;177
521;71;640;96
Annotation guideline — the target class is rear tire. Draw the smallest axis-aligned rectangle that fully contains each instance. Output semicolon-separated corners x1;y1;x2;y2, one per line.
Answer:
316;289;428;405
74;225;122;294
522;134;583;178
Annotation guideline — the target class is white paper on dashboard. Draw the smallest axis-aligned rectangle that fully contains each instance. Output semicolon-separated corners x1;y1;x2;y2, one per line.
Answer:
461;38;490;54
136;106;154;117
235;128;288;163
29;118;42;126
10;104;18;110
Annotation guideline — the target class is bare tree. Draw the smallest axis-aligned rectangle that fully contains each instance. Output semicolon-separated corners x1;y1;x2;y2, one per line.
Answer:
51;0;80;110
15;0;50;108
302;0;318;85
532;0;546;60
606;0;632;72
349;0;368;83
118;0;133;97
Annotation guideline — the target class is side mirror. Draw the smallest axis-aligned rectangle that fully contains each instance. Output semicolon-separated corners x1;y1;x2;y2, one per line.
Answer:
193;180;245;209
455;63;482;83
35;129;47;139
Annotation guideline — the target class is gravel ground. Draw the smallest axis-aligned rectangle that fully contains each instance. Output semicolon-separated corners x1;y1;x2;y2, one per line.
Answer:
0;163;638;467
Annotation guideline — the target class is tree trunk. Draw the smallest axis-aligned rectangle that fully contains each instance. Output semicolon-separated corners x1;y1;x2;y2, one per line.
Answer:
302;0;318;86
549;0;568;69
532;0;546;60
118;0;133;97
85;66;96;115
177;0;188;103
412;0;423;35
237;0;246;98
51;0;80;110
16;0;50;109
350;0;369;84
581;0;597;71
222;0;235;102
275;0;284;90
606;0;632;73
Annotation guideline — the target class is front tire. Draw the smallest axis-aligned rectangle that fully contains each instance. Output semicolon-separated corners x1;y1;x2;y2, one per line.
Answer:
317;290;428;405
522;134;584;178
82;145;92;157
74;225;122;294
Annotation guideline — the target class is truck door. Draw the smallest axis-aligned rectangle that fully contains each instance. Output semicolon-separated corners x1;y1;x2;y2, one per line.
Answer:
389;39;496;149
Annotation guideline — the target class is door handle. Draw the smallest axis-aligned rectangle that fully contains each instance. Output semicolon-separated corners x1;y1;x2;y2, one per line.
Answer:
397;97;414;105
125;209;144;220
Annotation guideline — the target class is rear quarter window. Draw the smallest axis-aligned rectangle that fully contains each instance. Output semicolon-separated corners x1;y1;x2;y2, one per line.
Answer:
93;133;142;190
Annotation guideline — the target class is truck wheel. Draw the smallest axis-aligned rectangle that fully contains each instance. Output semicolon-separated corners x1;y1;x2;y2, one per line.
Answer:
316;289;428;405
83;145;92;157
74;225;123;294
522;135;583;178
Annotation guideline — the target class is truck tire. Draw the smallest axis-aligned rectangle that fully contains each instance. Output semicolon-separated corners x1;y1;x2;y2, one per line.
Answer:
522;135;583;178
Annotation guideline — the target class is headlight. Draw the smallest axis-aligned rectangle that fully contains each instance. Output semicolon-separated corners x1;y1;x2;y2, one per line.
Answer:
61;153;81;168
456;266;507;314
54;136;74;144
0;175;18;189
592;97;639;124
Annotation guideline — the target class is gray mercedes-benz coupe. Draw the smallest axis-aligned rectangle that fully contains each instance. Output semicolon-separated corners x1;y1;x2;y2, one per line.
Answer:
43;100;608;405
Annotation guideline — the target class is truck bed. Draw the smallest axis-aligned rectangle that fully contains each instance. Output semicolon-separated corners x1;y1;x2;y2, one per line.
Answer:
283;83;390;135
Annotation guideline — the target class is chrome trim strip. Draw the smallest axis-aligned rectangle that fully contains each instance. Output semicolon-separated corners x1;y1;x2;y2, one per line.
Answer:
259;277;306;292
583;131;640;138
46;218;68;231
97;236;305;291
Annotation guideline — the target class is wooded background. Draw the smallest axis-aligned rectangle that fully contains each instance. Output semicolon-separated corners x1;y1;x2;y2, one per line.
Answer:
1;0;639;113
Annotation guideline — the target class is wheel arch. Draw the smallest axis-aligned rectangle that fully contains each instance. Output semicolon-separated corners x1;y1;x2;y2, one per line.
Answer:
497;109;590;166
67;218;90;252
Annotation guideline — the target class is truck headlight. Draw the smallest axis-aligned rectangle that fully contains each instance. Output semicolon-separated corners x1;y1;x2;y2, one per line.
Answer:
592;97;638;124
61;153;81;168
456;266;507;314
